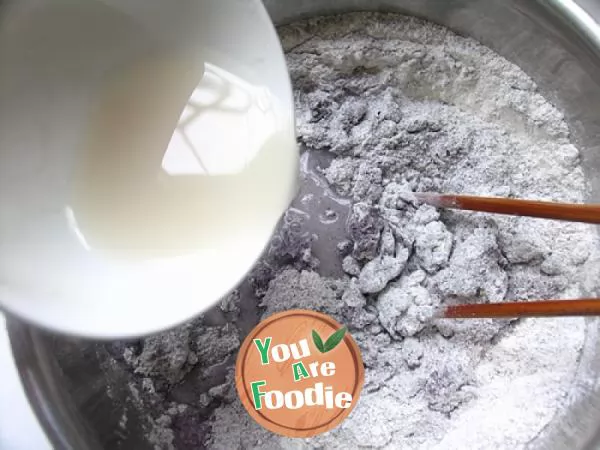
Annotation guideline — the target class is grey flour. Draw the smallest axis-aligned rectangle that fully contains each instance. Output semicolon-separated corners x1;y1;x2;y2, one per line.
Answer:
115;13;600;450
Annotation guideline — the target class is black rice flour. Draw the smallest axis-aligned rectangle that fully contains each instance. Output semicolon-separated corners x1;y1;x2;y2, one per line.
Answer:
116;13;600;450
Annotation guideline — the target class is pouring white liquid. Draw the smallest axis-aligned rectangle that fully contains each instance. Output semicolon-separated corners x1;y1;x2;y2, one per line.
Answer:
0;0;297;337
71;53;295;259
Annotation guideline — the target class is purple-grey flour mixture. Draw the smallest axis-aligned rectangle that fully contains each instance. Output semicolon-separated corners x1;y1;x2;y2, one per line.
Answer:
101;13;600;450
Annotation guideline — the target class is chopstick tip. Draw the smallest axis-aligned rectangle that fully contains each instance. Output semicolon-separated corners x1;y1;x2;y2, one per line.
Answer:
413;192;456;208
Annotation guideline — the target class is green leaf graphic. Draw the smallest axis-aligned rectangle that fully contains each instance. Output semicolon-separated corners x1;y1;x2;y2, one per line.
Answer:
323;326;347;353
312;329;325;352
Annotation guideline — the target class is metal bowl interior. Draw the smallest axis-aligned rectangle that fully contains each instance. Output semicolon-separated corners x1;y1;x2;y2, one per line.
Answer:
9;0;600;449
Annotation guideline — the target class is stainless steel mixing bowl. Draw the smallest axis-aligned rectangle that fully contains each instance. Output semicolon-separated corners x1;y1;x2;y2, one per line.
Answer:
8;0;600;449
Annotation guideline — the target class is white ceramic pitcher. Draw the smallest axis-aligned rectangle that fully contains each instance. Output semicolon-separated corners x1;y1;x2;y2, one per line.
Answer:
0;0;298;338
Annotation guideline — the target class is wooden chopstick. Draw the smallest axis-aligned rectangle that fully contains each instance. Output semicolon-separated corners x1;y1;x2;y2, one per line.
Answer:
439;299;600;318
413;192;600;224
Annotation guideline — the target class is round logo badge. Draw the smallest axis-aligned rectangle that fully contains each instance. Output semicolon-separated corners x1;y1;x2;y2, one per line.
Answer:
235;309;364;437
